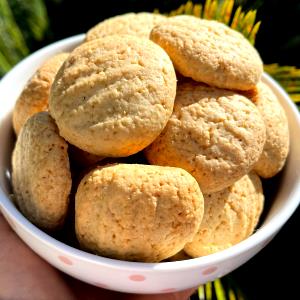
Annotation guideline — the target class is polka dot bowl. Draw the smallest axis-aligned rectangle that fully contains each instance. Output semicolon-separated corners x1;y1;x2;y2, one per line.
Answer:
0;35;300;294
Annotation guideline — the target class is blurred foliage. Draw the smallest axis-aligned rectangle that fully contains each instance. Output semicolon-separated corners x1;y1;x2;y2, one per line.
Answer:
265;64;300;103
0;0;48;76
0;0;29;75
8;0;48;42
156;0;261;45
195;277;246;300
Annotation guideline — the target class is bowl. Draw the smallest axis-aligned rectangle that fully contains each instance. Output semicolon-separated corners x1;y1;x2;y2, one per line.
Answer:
1;34;300;294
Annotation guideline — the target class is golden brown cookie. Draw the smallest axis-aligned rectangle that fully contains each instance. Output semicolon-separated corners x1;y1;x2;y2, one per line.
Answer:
12;112;72;230
49;35;177;157
145;81;266;194
251;82;290;178
86;12;167;41
150;15;263;90
75;164;204;262
184;172;264;257
12;53;69;135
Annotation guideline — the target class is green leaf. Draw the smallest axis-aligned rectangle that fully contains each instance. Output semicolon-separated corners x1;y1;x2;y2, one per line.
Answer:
264;64;300;106
8;0;49;42
228;287;237;300
248;21;261;45
183;0;194;15
209;0;218;20
205;281;213;300
223;0;234;25
0;49;12;76
214;279;227;300
159;0;261;45
241;10;256;37
0;0;29;68
203;0;212;19
193;4;203;18
231;6;242;29
0;0;49;76
198;285;205;300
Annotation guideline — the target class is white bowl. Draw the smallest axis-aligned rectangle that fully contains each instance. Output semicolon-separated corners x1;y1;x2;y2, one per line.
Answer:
0;34;300;294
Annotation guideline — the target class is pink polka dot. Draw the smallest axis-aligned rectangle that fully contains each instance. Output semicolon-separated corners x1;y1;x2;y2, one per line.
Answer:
160;288;177;293
94;283;109;289
129;274;146;282
202;266;217;275
58;255;73;265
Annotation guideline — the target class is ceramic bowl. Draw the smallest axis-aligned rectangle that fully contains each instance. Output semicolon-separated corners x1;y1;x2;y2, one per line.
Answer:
0;34;300;294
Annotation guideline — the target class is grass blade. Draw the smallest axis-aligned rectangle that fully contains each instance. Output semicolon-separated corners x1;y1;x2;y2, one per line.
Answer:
161;0;261;45
0;0;28;66
248;21;261;45
214;278;227;300
223;0;234;24
203;0;212;19
184;0;194;15
231;6;242;29
205;281;213;300
0;49;12;76
193;4;203;18
198;285;205;300
8;0;49;42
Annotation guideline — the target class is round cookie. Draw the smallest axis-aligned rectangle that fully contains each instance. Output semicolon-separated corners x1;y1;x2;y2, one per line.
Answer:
12;53;69;135
12;112;72;230
184;172;264;257
49;35;177;157
145;81;266;194
150;15;263;90
251;82;289;178
86;12;167;41
75;164;204;262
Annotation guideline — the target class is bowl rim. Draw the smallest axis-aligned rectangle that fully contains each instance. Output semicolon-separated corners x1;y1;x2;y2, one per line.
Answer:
0;34;300;273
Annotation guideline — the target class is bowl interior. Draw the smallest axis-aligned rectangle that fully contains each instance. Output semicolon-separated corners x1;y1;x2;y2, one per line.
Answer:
0;34;300;274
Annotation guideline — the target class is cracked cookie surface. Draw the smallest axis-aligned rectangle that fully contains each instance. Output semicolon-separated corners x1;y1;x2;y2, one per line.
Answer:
75;164;204;262
184;172;264;257
150;15;263;90
13;53;69;135
145;81;266;193
250;82;290;178
12;112;72;230
50;35;177;157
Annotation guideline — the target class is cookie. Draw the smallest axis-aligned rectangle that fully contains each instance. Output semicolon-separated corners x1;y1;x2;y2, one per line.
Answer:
250;82;290;178
12;112;72;230
86;12;167;41
49;35;177;157
184;172;264;257
75;164;204;262
12;53;69;135
145;81;266;193
150;15;263;90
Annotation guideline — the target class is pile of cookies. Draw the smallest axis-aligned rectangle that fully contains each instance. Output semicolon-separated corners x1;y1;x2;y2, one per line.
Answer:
11;13;289;262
